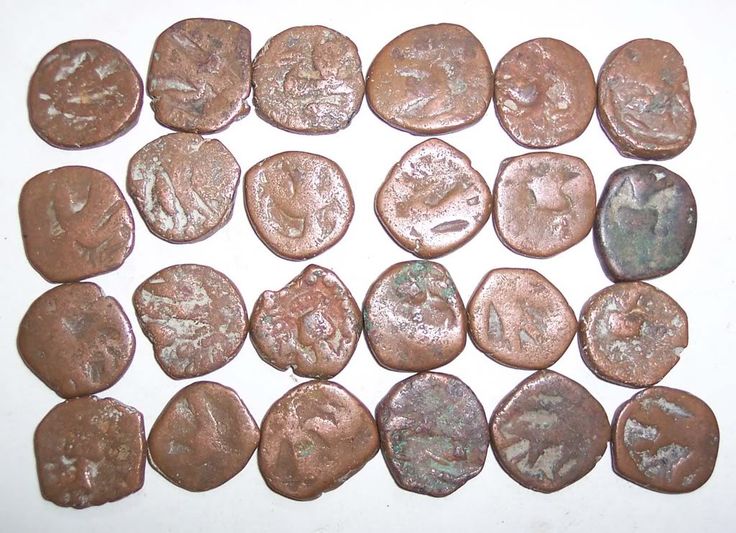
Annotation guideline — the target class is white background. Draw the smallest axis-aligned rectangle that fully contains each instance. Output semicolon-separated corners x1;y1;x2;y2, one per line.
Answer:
1;0;733;531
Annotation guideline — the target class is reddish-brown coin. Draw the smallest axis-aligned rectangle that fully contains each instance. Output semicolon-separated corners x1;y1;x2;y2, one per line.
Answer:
493;152;596;258
376;372;489;497
34;396;146;508
18;283;135;398
244;151;354;260
147;381;260;492
363;261;466;372
467;268;576;369
19;166;135;283
375;138;492;258
367;24;493;135
258;380;379;500
252;26;364;134
490;370;610;493
598;39;696;160
612;387;719;493
28;39;143;149
147;18;251;133
133;264;248;379
127;133;241;243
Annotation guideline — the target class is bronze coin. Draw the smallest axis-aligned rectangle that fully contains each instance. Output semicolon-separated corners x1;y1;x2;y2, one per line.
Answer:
244;151;354;260
366;24;493;135
250;265;361;379
148;381;260;492
252;26;364;134
132;264;248;379
612;387;719;493
127;133;241;243
493;152;596;258
19;166;135;283
363;261;466;372
28;39;143;149
376;372;489;497
258;380;379;500
467;268;576;369
598;39;696;160
594;164;697;281
147;18;251;133
494;38;596;148
375;138;492;258
18;282;135;399
34;396;146;508
490;370;610;493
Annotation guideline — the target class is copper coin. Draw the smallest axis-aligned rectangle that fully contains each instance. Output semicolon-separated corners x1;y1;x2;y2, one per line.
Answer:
493;152;596;258
28;39;143;149
148;381;260;492
598;39;696;160
244;151;354;260
494;38;595;148
490;370;610;492
250;265;361;379
375;138;492;258
367;24;493;135
132;264;248;379
258;380;379;500
467;268;576;369
127;133;241;243
18;282;135;399
147;18;251;133
363;261;466;372
376;372;489;497
612;387;719;493
34;396;146;508
594;164;697;281
19;166;135;283
252;26;364;134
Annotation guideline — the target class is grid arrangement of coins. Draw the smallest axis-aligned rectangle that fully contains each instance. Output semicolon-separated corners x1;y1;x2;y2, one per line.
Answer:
18;20;718;508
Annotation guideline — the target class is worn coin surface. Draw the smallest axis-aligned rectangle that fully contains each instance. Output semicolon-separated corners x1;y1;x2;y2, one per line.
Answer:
258;380;379;500
598;39;696;160
133;264;248;379
366;24;493;135
34;396;146;508
127;133;240;243
594;164;697;281
612;387;719;493
490;370;610;493
375;138;491;258
493;152;596;258
20;166;135;282
28;39;143;149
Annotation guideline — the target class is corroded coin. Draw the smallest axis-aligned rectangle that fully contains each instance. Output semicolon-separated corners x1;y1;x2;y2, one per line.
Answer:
375;138;491;258
376;372;489;497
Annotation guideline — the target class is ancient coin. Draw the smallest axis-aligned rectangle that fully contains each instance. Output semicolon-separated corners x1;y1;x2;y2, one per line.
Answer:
363;261;466;372
594;164;697;281
493;152;596;258
19;166;135;283
467;268;576;369
28;39;143;149
244;151;354;260
252;26;364;133
490;370;609;493
18;282;135;398
133;264;248;379
375;138;491;258
34;396;146;508
258;380;379;500
612;387;719;493
598;39;696;160
376;372;489;497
